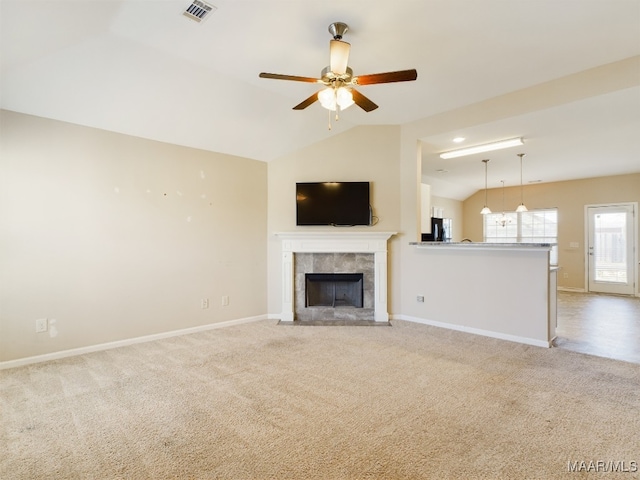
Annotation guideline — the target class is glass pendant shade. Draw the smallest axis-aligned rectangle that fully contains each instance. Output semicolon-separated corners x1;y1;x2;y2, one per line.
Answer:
318;87;337;110
336;87;354;109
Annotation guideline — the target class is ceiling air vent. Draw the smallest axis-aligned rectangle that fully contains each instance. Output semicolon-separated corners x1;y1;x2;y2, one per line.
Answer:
183;0;216;23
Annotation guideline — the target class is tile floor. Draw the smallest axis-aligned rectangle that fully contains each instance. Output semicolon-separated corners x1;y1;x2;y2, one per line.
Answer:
554;291;640;364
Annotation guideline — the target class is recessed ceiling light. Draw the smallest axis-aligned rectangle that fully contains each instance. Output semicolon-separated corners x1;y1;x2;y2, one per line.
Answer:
453;137;465;143
436;169;449;173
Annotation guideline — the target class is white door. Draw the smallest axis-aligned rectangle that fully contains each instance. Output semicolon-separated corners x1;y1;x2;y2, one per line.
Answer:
587;204;636;295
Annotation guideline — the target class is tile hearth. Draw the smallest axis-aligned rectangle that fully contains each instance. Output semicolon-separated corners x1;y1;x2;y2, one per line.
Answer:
280;319;391;327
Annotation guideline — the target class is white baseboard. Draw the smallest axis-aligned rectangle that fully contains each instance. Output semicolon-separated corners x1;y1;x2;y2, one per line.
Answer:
0;315;268;371
1;311;558;370
391;314;551;348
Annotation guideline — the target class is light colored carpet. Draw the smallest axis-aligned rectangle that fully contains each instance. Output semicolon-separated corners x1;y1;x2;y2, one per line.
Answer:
1;320;639;479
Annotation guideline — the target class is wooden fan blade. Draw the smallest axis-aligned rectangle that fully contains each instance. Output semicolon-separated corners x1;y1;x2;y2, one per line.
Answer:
351;89;378;112
293;92;319;110
354;69;417;86
259;72;320;83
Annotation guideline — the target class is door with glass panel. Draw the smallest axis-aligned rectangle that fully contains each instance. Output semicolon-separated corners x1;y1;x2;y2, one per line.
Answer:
587;204;636;295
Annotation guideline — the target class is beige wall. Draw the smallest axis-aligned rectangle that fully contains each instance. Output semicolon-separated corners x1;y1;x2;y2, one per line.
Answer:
0;110;267;362
462;174;640;290
267;125;402;316
2;106;637;363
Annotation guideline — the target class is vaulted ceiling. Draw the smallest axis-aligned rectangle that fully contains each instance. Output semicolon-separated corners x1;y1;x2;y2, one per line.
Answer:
2;0;639;199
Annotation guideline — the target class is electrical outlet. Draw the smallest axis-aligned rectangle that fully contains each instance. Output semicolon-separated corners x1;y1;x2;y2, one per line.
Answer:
221;295;229;306
563;273;569;279
35;318;48;333
201;298;209;309
416;295;425;303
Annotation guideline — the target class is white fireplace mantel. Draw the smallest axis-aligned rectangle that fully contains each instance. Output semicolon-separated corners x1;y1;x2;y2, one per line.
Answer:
275;232;396;323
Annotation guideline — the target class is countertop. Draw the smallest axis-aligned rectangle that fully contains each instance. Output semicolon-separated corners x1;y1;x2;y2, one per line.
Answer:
410;241;555;249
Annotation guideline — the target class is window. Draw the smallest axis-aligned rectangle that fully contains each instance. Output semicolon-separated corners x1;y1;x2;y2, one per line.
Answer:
484;208;558;265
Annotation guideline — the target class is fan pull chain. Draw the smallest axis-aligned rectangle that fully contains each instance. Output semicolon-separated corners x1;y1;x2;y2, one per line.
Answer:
327;104;343;131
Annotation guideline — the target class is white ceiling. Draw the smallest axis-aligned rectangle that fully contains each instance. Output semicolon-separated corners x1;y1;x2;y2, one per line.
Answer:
2;0;639;200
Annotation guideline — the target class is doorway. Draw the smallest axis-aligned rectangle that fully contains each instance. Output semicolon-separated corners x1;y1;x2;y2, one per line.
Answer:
586;203;637;295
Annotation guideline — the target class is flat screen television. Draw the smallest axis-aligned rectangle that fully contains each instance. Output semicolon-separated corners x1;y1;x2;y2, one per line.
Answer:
296;182;371;226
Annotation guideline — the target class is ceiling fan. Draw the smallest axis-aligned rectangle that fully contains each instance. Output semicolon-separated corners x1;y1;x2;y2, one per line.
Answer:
259;22;417;114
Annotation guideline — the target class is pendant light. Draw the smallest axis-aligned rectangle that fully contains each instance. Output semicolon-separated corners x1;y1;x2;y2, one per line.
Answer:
497;180;511;227
480;159;492;214
515;153;528;213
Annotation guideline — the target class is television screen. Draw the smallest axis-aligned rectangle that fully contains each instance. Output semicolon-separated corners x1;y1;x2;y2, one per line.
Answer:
296;182;371;226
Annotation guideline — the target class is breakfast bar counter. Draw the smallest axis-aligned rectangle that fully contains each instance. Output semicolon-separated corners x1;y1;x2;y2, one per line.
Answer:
404;241;557;347
409;241;555;249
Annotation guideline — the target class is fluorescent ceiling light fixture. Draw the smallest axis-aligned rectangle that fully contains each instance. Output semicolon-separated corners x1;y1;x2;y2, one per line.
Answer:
440;137;524;159
453;137;466;143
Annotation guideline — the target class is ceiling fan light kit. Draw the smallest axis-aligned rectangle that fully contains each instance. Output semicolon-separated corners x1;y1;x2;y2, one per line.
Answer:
318;85;354;110
259;22;418;127
440;137;524;159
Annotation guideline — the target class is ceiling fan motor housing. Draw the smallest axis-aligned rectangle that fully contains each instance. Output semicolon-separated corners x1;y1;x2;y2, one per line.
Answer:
321;66;353;85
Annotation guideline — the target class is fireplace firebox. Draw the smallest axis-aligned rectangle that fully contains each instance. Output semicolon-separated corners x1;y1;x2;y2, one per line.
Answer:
305;273;364;308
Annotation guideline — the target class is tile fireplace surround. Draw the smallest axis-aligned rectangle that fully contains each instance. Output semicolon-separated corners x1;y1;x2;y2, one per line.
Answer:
276;232;396;323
